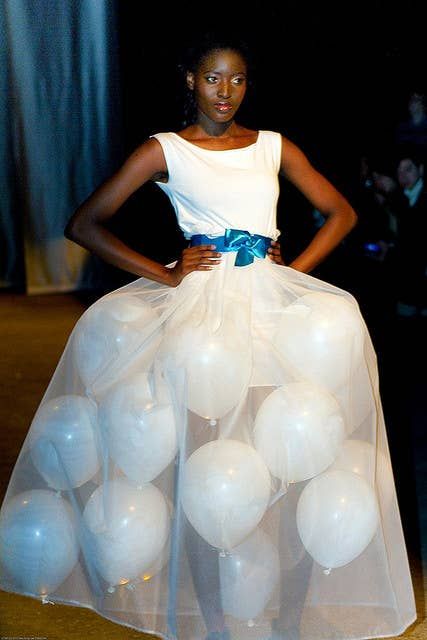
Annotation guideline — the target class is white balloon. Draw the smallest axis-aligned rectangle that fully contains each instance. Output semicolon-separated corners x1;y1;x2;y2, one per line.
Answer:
28;395;101;490
328;439;393;510
139;494;173;581
98;372;178;484
140;532;171;582
328;439;375;481
273;292;365;391
254;382;345;483
219;526;280;621
296;469;379;569
83;478;170;586
0;489;79;595
108;296;155;322
333;361;375;435
181;440;271;550
72;295;161;389
158;320;251;420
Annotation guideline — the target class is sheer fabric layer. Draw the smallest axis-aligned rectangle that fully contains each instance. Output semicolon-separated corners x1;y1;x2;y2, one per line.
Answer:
0;253;416;640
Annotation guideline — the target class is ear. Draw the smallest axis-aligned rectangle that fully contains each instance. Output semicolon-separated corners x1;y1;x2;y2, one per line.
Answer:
186;71;195;90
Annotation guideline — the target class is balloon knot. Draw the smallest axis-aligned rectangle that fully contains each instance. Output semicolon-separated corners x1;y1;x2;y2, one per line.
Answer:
209;419;217;426
323;567;332;575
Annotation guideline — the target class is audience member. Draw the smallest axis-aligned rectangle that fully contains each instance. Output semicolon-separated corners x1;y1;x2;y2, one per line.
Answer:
395;91;427;160
375;147;427;316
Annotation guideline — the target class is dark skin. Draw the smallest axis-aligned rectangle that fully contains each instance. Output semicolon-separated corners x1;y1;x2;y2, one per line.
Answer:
64;48;357;283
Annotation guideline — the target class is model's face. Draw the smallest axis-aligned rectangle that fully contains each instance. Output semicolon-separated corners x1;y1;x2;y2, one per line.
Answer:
397;158;423;189
186;49;248;124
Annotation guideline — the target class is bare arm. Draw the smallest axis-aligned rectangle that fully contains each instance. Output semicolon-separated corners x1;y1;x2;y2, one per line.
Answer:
276;135;358;273
64;138;221;286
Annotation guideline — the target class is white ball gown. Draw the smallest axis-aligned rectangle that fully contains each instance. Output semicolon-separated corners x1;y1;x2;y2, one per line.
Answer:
0;130;417;640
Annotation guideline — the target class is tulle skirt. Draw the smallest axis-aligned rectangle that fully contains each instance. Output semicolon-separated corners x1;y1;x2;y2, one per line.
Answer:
0;251;417;640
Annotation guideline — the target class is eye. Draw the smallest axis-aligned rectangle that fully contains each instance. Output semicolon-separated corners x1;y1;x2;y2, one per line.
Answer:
232;77;246;85
205;75;218;83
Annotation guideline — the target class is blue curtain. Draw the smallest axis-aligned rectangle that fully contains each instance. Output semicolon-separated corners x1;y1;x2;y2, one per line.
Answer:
1;0;123;292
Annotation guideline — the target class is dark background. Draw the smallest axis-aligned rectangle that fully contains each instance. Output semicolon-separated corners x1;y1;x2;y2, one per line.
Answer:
107;1;426;294
117;1;426;158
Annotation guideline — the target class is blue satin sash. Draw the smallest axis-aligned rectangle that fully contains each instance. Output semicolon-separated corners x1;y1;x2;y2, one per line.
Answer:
190;228;273;267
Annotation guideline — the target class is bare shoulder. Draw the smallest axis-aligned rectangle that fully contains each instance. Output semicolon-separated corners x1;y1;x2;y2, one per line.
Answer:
127;136;167;167
279;134;306;157
277;134;351;212
278;134;312;178
122;136;168;183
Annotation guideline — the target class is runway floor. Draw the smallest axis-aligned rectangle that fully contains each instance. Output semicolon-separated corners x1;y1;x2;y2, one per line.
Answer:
0;291;425;639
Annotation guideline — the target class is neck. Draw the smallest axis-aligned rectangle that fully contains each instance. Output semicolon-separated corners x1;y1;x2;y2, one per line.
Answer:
407;177;423;191
194;113;238;138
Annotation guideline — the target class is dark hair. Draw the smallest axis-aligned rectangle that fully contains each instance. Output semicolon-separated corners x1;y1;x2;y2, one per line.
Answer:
177;30;256;128
395;144;425;169
408;90;426;106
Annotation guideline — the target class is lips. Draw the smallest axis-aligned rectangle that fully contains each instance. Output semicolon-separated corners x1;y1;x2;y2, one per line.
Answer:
214;102;233;113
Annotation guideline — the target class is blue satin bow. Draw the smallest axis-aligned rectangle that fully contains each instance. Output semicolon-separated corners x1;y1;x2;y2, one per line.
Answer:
190;228;272;266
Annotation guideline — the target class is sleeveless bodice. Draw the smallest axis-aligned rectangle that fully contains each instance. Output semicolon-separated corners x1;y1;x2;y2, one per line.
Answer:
150;130;282;241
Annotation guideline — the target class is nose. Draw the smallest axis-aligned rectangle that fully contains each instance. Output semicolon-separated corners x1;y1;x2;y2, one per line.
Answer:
217;79;231;99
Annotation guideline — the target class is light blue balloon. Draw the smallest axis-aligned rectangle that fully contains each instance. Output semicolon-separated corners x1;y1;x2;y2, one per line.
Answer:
0;489;79;595
28;395;101;490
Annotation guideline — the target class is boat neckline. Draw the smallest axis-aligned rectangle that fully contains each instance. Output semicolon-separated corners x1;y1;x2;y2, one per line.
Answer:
169;130;261;151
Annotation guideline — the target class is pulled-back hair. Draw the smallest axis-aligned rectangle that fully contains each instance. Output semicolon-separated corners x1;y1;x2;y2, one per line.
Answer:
395;144;425;169
177;30;256;127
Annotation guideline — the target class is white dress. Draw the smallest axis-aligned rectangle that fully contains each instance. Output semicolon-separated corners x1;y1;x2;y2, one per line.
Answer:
0;130;417;640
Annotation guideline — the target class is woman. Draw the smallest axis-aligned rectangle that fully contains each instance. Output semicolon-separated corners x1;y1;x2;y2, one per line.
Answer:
63;45;356;282
0;31;416;640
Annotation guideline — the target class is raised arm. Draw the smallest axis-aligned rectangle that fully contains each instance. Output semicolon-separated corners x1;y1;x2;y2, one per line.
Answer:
64;137;178;286
65;137;222;286
275;135;358;273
